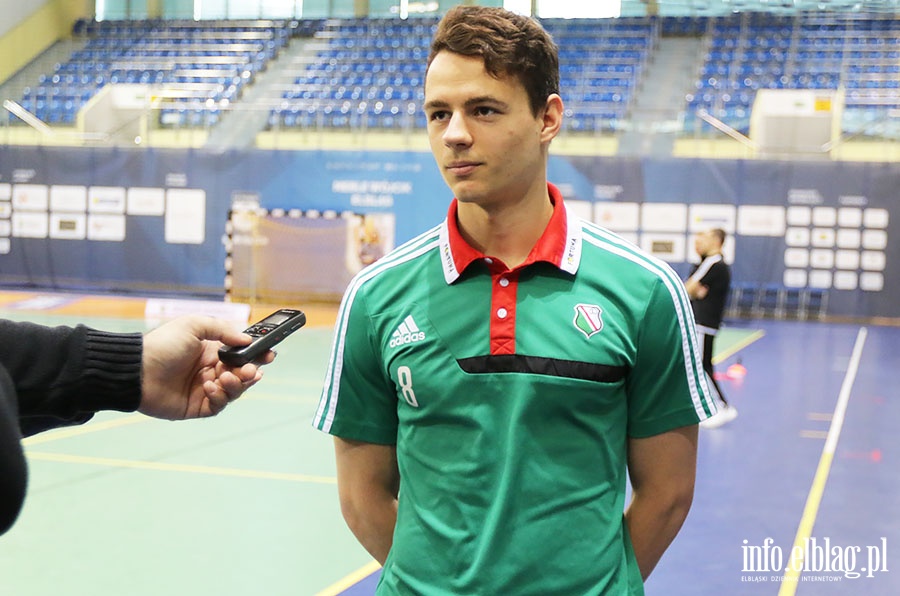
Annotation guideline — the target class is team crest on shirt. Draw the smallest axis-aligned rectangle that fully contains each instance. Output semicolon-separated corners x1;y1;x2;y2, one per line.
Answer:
573;303;604;338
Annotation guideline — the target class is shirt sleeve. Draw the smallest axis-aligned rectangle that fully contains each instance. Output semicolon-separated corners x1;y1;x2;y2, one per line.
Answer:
0;320;143;437
625;276;713;437
313;285;398;444
0;365;27;534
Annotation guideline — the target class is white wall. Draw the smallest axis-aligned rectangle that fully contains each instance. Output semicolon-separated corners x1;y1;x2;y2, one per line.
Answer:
0;0;44;37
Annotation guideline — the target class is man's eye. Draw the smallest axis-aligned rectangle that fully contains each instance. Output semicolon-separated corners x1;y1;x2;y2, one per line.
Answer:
475;106;497;116
429;111;449;121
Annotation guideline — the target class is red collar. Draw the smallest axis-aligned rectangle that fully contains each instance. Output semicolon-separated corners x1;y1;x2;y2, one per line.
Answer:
438;183;580;283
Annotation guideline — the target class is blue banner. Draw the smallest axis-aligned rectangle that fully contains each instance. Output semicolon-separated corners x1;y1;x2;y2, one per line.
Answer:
0;145;897;318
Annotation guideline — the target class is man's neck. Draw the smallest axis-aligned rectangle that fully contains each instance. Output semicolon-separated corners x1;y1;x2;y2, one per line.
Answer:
457;186;554;269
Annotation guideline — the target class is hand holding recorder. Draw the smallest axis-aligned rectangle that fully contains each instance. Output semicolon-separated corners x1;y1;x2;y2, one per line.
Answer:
139;310;304;420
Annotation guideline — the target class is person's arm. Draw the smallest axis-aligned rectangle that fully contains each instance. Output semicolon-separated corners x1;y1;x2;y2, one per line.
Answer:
334;436;400;565
685;256;716;300
624;424;698;580
683;277;707;300
0;366;27;535
0;316;271;435
0;320;141;435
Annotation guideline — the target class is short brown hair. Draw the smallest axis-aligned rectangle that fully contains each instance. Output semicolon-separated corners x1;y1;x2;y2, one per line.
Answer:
710;228;726;245
427;6;560;116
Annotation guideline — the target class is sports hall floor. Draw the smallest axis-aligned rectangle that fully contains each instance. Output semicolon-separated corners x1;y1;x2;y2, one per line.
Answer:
0;289;896;595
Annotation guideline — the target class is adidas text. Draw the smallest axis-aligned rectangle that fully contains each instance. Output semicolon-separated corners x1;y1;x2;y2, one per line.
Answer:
390;332;425;348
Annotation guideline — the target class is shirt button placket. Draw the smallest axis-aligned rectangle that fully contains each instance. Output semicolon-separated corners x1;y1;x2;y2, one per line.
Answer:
489;269;518;355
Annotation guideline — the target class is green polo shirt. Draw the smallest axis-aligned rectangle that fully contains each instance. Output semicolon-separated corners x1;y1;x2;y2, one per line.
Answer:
314;184;715;595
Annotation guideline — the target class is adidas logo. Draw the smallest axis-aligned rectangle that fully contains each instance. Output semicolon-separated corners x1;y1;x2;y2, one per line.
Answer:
389;315;426;348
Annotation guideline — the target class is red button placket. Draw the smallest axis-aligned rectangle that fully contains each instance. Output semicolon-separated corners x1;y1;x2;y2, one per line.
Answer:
486;258;519;355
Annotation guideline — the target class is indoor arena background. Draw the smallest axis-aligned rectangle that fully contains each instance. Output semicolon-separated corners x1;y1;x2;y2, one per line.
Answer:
1;1;898;594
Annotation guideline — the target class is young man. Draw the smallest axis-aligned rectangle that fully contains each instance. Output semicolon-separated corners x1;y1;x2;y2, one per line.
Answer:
685;228;737;428
313;6;716;594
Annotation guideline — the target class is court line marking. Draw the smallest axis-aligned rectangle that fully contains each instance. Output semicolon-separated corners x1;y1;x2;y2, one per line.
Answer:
778;326;867;594
799;430;829;440
314;561;382;596
712;329;765;365
806;412;834;422
24;451;337;484
21;414;148;446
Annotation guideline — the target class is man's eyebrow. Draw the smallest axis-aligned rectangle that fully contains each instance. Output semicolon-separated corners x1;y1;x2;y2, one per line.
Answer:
423;99;449;111
423;96;509;111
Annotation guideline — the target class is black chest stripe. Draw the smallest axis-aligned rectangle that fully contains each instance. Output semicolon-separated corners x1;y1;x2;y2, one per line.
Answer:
457;355;628;384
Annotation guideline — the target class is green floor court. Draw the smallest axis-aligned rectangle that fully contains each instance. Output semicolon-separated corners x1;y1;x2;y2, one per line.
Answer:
0;309;764;595
0;311;375;596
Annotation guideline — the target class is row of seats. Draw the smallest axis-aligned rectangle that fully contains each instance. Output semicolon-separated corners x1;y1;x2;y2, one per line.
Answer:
72;18;293;36
269;100;422;131
315;51;646;66
689;14;897;132
691;78;898;103
327;36;435;49
295;75;421;88
706;48;899;62
727;283;827;321
266;16;651;134
285;86;423;102
10;18;295;128
540;17;653;33
10;15;895;137
282;79;636;101
558;50;646;61
160;108;222;127
325;17;437;35
701;62;900;77
711;36;900;48
267;101;629;133
694;73;851;93
34;70;242;88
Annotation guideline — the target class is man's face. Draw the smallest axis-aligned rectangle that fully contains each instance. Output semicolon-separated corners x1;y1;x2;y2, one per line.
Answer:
423;51;548;209
694;231;715;257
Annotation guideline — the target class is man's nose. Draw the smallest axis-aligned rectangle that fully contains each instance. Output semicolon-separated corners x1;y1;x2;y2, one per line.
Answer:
443;112;472;147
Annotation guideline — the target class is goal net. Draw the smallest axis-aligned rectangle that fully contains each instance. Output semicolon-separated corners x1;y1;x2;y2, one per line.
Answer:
226;208;395;303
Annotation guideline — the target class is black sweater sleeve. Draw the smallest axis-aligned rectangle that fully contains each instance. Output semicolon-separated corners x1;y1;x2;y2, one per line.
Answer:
0;365;26;534
0;320;144;437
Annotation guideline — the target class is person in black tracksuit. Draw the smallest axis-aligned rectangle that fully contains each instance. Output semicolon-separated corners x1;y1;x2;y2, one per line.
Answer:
685;228;736;427
0;316;271;535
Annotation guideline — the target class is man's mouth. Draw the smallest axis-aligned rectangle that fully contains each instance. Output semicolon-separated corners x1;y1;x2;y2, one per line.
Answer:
446;161;481;176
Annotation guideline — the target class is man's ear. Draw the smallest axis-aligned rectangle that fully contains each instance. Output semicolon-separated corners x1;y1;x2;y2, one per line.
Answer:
540;93;564;143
